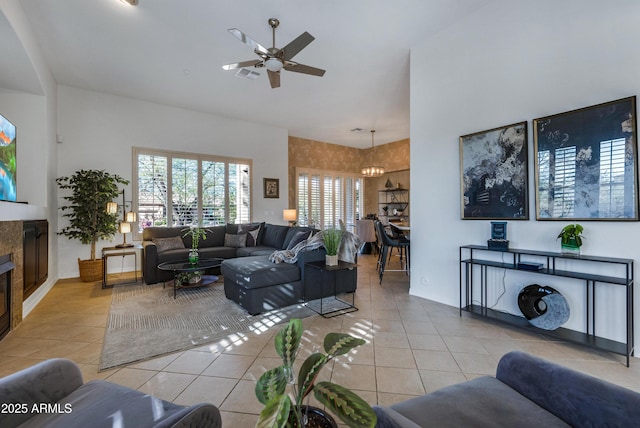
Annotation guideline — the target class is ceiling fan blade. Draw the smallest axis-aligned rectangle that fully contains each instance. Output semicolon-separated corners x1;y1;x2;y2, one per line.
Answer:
267;70;281;88
221;59;262;71
228;28;268;55
284;63;326;77
282;32;315;61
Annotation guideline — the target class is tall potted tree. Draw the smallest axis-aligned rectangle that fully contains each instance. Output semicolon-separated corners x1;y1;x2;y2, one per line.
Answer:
57;169;129;281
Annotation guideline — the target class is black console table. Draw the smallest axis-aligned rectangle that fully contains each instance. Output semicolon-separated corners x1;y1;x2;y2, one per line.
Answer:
304;261;358;318
459;245;634;366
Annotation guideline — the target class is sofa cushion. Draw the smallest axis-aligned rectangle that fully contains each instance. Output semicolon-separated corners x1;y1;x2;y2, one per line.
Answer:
221;255;300;289
261;224;290;249
224;233;247;248
199;225;226;247
152;236;185;253
157;247;237;264
236;246;278;257
282;227;315;249
285;230;312;250
238;223;262;247
389;376;570;428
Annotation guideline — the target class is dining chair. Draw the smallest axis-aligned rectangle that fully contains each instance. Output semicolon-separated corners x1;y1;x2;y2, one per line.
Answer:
374;221;410;284
356;219;376;254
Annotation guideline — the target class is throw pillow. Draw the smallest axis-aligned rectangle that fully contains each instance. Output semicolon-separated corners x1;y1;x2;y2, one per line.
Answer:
238;223;261;247
286;230;311;250
152;236;185;253
224;233;247;248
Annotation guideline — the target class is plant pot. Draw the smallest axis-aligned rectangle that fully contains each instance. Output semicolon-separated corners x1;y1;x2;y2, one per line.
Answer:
78;258;103;282
561;239;580;257
325;255;338;266
294;406;337;428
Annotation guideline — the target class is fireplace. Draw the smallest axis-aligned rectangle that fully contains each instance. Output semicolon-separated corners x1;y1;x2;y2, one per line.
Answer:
0;254;14;340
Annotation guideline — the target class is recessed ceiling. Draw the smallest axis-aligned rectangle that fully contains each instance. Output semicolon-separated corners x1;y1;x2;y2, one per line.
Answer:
11;0;492;147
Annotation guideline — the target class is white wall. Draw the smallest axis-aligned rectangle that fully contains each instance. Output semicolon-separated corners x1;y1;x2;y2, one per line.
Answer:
57;86;289;278
410;0;640;351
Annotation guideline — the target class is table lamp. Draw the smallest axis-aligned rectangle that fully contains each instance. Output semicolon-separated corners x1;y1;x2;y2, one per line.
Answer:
283;209;297;226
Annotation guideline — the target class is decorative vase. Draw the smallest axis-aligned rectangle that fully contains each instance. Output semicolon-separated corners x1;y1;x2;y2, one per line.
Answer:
188;248;199;265
325;255;338;266
561;238;580;257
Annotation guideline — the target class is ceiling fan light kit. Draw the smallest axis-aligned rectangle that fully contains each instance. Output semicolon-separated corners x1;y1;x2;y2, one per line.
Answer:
222;18;326;88
120;0;138;5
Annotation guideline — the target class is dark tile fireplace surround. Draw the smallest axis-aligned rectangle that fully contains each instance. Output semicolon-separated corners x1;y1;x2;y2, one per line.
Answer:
0;221;24;338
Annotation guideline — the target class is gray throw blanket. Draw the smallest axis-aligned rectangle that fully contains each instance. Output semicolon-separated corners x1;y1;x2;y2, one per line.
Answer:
269;230;362;264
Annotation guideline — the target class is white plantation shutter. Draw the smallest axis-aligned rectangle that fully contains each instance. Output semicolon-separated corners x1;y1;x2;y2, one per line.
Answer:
296;168;362;230
134;148;252;238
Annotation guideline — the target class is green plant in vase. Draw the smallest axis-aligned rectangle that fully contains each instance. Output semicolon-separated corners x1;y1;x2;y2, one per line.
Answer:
182;225;207;264
557;223;584;256
255;318;377;428
322;228;342;266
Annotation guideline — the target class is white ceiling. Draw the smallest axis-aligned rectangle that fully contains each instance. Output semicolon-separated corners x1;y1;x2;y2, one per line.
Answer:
5;0;492;147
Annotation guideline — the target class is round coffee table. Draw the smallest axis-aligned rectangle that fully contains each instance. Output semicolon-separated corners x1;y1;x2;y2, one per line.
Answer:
157;258;223;298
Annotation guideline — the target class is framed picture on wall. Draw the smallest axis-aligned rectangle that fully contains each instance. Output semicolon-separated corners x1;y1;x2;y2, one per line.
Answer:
533;96;638;220
263;178;279;198
460;121;529;220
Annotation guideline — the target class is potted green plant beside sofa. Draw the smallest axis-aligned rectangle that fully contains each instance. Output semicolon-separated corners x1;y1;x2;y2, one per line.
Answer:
255;318;377;428
322;228;342;266
57;170;129;282
557;223;584;256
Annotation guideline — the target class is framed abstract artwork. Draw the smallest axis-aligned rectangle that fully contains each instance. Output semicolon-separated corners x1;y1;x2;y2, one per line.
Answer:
533;96;638;220
263;177;279;198
460;121;529;220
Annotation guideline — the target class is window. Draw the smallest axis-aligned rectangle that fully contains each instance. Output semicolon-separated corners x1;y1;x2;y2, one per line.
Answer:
296;168;363;231
133;147;252;236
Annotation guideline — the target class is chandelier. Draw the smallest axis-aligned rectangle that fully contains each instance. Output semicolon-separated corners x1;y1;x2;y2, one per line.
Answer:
361;130;385;177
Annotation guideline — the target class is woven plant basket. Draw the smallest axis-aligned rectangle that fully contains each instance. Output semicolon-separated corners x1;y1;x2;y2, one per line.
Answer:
78;258;103;282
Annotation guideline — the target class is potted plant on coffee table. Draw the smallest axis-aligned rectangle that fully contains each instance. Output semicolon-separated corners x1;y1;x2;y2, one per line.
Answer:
255;318;377;428
322;228;342;266
557;223;584;256
57;169;129;282
182;225;208;264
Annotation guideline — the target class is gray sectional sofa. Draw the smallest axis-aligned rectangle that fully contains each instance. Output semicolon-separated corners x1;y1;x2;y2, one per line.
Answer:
373;351;640;428
142;222;356;314
142;222;316;284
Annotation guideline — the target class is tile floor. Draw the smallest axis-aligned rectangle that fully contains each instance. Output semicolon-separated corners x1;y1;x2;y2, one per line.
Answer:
0;253;639;427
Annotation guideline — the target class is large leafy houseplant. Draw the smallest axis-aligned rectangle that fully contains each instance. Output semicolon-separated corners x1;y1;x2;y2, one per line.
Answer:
57;170;129;280
255;319;377;428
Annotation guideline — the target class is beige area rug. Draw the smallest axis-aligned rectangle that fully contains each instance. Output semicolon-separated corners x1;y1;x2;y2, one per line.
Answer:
99;278;314;370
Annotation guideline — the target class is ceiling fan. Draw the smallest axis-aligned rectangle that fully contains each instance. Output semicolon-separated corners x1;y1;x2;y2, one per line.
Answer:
222;18;326;89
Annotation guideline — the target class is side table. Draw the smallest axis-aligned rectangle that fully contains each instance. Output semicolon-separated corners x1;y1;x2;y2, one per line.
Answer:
303;260;358;318
101;244;143;289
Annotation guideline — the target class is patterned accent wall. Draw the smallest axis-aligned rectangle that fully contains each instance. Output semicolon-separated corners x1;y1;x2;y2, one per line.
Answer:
288;136;410;214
